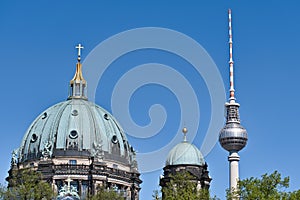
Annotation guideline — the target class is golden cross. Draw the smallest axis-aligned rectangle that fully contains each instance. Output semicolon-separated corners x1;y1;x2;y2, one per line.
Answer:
76;44;84;58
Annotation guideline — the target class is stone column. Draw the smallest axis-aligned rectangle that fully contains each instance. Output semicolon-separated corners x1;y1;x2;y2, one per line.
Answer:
78;180;82;196
228;152;240;194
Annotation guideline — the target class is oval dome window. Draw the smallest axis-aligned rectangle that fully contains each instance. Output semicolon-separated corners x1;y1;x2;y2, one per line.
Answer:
41;112;47;119
104;114;109;120
30;133;38;143
71;110;78;116
111;135;118;144
69;130;78;139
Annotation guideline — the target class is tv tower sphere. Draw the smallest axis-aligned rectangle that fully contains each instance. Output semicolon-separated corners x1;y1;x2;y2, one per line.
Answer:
219;103;248;152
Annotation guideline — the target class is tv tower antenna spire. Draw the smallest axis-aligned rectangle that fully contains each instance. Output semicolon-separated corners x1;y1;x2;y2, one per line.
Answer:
228;9;236;103
219;9;248;196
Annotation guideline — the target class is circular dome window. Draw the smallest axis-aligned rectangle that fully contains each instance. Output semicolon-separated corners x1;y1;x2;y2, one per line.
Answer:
30;134;38;143
111;135;118;144
69;130;78;139
104;114;109;120
41;112;47;119
71;110;78;116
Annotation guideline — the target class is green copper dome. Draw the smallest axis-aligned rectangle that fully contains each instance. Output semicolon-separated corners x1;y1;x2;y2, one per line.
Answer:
19;99;136;166
17;46;137;168
166;141;205;166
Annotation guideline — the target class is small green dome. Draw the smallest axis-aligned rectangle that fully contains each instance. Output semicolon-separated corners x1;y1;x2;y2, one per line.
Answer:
166;141;205;166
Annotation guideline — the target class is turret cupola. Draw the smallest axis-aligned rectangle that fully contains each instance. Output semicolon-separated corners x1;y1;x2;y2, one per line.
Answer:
68;44;87;100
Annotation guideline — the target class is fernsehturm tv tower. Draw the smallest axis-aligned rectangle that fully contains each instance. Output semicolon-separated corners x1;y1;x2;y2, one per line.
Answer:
219;9;248;193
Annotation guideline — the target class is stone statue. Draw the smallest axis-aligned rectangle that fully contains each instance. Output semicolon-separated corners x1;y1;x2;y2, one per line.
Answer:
41;141;52;160
92;140;104;161
130;151;138;170
11;149;18;166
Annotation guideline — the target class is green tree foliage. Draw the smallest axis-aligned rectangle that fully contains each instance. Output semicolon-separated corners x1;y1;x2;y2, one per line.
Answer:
0;184;6;199
89;187;124;200
152;190;161;200
3;169;54;200
227;171;300;200
161;172;218;200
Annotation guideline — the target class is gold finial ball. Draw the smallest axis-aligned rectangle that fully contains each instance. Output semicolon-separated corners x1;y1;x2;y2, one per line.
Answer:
182;127;188;134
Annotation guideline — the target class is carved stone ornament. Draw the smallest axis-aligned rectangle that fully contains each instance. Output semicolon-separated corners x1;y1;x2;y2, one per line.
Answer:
92;140;104;161
41;141;52;161
56;176;80;200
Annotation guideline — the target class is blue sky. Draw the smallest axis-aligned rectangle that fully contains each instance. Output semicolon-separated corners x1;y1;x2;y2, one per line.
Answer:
1;1;300;199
